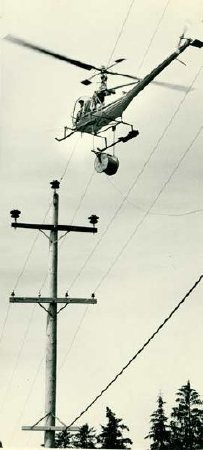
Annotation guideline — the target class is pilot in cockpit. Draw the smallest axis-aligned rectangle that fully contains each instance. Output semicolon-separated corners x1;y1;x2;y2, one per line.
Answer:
76;99;84;122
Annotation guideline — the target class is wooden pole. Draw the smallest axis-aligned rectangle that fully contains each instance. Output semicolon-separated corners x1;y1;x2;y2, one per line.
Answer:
44;183;59;447
10;181;98;445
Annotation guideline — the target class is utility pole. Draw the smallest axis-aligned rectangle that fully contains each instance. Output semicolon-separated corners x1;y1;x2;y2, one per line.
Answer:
10;180;99;448
44;180;58;447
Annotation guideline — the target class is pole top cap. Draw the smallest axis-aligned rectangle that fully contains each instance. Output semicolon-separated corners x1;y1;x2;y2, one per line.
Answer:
50;180;60;190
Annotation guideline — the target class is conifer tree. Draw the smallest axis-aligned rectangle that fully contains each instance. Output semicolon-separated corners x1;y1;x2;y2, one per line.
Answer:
73;423;97;448
145;395;170;450
54;429;73;448
97;406;132;449
170;380;203;450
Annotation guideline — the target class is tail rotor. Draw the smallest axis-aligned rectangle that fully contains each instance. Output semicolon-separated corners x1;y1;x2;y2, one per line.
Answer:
178;22;190;48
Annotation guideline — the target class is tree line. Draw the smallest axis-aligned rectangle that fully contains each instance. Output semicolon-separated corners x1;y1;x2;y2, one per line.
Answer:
54;381;203;448
146;380;203;450
1;380;201;448
55;406;132;448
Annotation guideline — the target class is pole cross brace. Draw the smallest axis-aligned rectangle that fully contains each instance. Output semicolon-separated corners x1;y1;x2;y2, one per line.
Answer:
22;425;79;432
22;412;80;432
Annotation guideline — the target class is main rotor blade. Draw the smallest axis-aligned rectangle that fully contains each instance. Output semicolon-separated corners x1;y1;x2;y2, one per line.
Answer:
105;70;141;80
5;34;100;71
81;58;126;85
153;81;193;92
111;81;138;90
112;79;192;92
106;58;126;70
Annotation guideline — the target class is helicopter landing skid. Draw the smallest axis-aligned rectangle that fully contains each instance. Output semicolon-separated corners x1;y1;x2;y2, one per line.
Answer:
94;129;139;153
55;126;75;142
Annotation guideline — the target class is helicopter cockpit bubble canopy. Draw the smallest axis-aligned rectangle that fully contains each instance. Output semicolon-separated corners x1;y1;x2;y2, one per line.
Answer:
72;96;94;126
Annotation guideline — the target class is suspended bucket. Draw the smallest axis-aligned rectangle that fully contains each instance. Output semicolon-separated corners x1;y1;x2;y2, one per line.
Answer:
94;153;119;176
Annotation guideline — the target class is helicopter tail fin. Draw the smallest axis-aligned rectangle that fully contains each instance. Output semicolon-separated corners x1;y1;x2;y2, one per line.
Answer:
190;39;203;48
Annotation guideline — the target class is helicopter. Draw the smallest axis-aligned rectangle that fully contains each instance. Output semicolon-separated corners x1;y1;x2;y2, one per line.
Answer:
5;34;203;175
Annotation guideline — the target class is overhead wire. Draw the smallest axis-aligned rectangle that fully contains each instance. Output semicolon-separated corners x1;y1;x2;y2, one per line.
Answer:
12;201;52;293
10;135;95;434
53;0;140;378
38;168;95;297
67;66;202;292
57;0;181;374
0;304;11;345
59;136;80;182
107;0;137;65
70;170;95;225
8;353;44;445
7;110;203;426
107;178;203;217
151;209;203;217
47;0;140;384
65;274;203;428
137;0;171;73
1;137;78;424
0;304;36;415
59;306;89;371
94;125;202;292
7;139;81;440
6;4;201;438
2;138;78;367
0;200;52;371
10;144;95;431
37;136;81;295
4;158;94;442
3;43;95;442
59;67;202;376
10;134;79;296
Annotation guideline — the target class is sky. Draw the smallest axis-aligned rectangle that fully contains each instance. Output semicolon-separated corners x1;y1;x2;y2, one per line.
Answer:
0;0;203;448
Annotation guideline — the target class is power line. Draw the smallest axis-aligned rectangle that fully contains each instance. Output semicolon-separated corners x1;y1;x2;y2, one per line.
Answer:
12;136;78;295
94;125;202;292
66;274;203;429
8;166;96;435
107;177;203;217
1;202;52;392
137;0;171;73
12;202;52;292
38;169;95;297
60;123;202;416
67;66;202;292
8;353;44;445
53;67;202;395
59;137;79;182
35;138;80;295
53;0;179;374
70;170;95;225
1;143;78;435
107;0;136;65
151;209;203;217
58;72;203;432
59;306;88;371
8;148;94;432
0;304;11;345
107;178;203;216
0;305;37;415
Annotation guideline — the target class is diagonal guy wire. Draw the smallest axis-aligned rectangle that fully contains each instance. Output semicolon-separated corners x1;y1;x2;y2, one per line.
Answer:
65;274;203;429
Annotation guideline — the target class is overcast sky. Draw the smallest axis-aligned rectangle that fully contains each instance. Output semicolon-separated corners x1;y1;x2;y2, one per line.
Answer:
0;0;203;448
